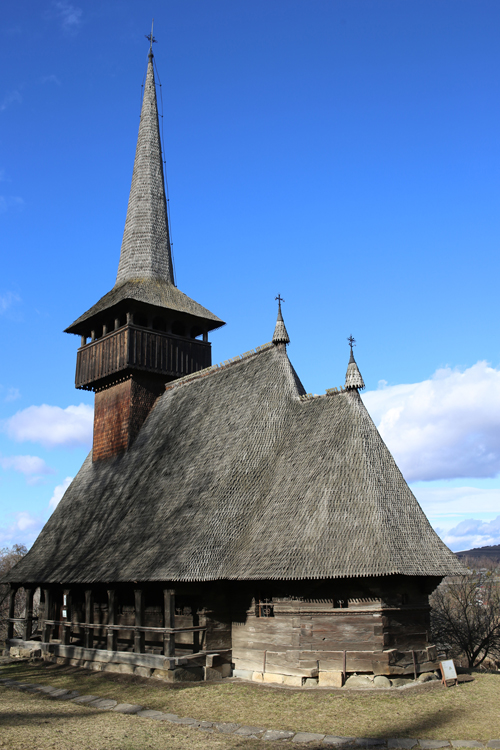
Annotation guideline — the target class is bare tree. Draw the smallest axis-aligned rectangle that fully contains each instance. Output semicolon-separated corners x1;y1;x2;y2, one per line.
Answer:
0;544;27;641
430;570;500;668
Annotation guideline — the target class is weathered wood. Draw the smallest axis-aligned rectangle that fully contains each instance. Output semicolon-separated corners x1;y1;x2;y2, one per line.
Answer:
75;326;211;390
84;590;93;649
107;589;117;651
163;589;175;657
7;586;17;639
42;588;52;643
134;589;145;653
22;587;34;641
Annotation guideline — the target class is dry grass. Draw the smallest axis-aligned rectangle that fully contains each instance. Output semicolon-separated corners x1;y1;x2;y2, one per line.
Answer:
1;661;500;746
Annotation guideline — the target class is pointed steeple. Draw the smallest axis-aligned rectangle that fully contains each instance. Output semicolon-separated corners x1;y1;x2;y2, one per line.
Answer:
344;335;365;390
272;295;290;345
116;47;174;285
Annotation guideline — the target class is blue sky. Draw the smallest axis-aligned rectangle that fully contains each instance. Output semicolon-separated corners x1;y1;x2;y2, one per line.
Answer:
1;0;499;552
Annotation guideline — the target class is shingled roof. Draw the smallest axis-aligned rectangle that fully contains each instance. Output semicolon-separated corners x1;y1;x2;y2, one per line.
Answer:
65;50;223;334
9;344;462;585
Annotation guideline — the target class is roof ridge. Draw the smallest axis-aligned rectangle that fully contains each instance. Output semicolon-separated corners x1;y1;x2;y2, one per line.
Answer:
164;342;274;392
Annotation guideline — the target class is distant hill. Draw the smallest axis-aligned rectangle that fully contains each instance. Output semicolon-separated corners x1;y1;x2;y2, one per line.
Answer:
455;544;500;563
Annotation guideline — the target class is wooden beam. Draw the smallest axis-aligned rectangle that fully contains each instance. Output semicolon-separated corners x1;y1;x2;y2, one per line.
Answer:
163;589;175;657
22;587;34;641
42;588;52;643
7;586;17;640
134;589;145;654
62;590;71;645
84;590;93;649
107;589;117;651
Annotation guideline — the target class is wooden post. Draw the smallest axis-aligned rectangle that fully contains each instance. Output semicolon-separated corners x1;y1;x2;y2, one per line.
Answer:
134;589;145;654
192;601;200;654
22;587;34;641
42;588;52;643
163;589;175;657
7;586;17;640
62;590;71;645
107;589;117;651
343;650;347;683
84;590;93;649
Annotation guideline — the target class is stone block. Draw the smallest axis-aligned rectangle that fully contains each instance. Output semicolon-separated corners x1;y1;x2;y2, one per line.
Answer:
303;677;319;687
252;672;264;682
486;743;500;749
235;726;266;737
323;737;356;746
113;703;144;714
319;671;343;688
373;675;391;688
451;742;485;748
135;709;165;720
204;667;224;681
293;732;326;743
387;740;418;748
232;669;253;680
102;663;135;675
355;740;386;747
213;722;240;734
418;742;450;749
56;691;80;701
283;675;303;687
87;698;117;710
263;672;284;684
134;667;152;678
72;695;98;704
9;647;20;657
263;729;295;741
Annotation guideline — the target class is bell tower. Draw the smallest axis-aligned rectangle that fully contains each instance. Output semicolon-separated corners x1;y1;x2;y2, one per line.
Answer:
65;44;224;461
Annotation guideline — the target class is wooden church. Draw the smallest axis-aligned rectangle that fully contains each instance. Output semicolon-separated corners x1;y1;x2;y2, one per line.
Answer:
4;45;462;686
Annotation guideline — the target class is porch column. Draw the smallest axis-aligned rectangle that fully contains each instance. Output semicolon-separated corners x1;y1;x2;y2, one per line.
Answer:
163;588;176;657
62;589;71;645
84;589;93;649
22;587;34;641
7;586;17;640
192;601;200;653
42;588;52;643
134;589;145;653
107;589;117;651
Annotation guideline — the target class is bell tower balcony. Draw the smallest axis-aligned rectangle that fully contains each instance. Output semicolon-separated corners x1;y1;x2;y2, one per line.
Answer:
75;324;211;391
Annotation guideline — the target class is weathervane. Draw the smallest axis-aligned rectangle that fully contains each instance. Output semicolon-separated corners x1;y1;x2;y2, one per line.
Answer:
145;19;157;53
347;335;356;352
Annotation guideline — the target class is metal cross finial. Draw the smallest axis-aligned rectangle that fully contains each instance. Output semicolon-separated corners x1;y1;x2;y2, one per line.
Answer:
275;294;285;310
347;334;356;351
145;19;157;53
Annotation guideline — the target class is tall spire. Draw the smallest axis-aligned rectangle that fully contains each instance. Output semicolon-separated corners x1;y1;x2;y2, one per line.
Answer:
116;44;174;286
272;295;290;345
344;335;365;390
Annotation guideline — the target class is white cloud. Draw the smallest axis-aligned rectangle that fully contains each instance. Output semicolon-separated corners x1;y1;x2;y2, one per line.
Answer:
0;454;54;477
49;476;73;510
0;292;21;313
5;403;93;448
41;74;61;86
0;90;22;112
52;1;83;33
413;484;500;518
362;361;500;482
0;510;43;549
441;516;500;552
0;196;24;213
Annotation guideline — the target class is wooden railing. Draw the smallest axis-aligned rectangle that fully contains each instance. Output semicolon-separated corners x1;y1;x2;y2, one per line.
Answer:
8;618;206;657
75;325;211;389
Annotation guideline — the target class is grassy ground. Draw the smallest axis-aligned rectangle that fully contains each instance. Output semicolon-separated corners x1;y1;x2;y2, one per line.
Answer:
1;661;500;747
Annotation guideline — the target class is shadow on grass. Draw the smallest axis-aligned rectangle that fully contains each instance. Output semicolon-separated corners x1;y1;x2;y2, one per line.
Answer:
0;708;102;728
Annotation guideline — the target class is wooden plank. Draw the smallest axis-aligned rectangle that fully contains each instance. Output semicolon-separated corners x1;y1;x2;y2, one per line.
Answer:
163;589;175;657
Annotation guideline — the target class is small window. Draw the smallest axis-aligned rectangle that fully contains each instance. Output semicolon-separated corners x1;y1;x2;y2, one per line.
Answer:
256;597;274;617
333;598;348;609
